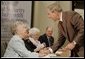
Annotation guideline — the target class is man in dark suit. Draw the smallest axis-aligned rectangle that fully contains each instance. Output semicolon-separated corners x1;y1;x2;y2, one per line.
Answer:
41;2;84;57
39;26;54;47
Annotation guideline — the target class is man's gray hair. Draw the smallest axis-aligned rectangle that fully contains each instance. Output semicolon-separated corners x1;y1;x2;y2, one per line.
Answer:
47;2;62;12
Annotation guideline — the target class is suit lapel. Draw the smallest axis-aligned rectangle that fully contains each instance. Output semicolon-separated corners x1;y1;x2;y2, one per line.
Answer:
62;12;68;38
58;21;65;36
44;34;49;44
62;12;70;41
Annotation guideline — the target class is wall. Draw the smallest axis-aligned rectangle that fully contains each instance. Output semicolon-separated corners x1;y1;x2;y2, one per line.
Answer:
33;1;72;46
33;1;59;44
59;1;72;11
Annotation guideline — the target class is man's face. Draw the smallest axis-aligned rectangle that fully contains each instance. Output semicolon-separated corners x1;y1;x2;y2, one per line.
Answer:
46;27;53;37
47;9;60;21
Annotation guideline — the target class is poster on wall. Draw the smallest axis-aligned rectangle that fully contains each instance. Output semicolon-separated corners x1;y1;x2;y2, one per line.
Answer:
1;1;33;40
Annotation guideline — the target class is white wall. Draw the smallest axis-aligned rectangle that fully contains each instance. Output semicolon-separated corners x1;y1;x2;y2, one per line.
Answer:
75;9;84;19
59;1;72;11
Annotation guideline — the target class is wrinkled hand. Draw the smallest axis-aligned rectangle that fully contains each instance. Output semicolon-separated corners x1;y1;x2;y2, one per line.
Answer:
64;42;76;50
39;48;51;57
34;44;45;52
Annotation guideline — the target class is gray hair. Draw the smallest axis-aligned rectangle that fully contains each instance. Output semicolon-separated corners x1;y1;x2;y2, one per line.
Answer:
11;20;30;35
47;2;62;12
46;26;53;31
29;27;40;37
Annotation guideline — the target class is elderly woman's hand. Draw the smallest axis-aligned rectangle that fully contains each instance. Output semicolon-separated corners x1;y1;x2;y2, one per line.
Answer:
38;48;47;57
34;43;46;52
38;48;51;57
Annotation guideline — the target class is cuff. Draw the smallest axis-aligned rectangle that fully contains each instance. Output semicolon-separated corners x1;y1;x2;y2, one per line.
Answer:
73;41;76;45
48;47;53;53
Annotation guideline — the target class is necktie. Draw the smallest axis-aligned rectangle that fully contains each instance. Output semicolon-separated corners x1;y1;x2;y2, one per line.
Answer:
59;21;65;33
48;37;51;47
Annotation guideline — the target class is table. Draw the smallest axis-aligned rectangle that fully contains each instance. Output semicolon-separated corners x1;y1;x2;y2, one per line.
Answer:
55;49;71;57
42;50;71;58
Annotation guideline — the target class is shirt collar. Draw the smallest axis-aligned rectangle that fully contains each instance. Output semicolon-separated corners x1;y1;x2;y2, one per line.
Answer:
47;36;50;39
60;12;62;22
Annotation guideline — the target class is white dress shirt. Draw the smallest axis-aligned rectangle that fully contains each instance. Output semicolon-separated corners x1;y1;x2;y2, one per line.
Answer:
60;12;63;22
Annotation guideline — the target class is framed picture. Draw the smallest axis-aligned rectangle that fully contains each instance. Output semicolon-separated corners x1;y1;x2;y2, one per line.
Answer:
72;1;84;10
72;1;84;19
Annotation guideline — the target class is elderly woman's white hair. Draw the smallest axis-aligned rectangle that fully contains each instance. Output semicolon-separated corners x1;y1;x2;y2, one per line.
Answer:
29;27;40;37
29;28;46;52
11;20;30;35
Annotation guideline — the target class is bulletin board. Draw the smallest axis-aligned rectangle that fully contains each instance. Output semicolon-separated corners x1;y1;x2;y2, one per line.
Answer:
1;1;34;40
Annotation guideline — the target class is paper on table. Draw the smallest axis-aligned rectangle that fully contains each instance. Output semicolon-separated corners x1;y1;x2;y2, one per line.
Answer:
55;51;63;55
55;49;71;57
41;54;57;58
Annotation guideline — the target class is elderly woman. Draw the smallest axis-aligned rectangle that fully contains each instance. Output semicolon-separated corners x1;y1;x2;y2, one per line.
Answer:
25;28;46;52
4;21;39;57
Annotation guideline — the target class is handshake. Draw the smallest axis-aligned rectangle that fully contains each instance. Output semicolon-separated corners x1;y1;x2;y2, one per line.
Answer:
38;47;51;57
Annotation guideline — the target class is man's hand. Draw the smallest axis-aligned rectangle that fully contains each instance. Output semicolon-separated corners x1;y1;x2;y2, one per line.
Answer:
64;42;76;50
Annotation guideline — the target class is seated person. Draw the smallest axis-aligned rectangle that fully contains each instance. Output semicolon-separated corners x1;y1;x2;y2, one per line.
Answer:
4;21;39;57
23;38;36;52
39;26;54;47
24;28;46;52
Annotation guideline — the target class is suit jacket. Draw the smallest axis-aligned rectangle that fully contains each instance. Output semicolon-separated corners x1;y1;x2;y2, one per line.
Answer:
51;11;84;57
4;35;39;57
39;34;54;47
